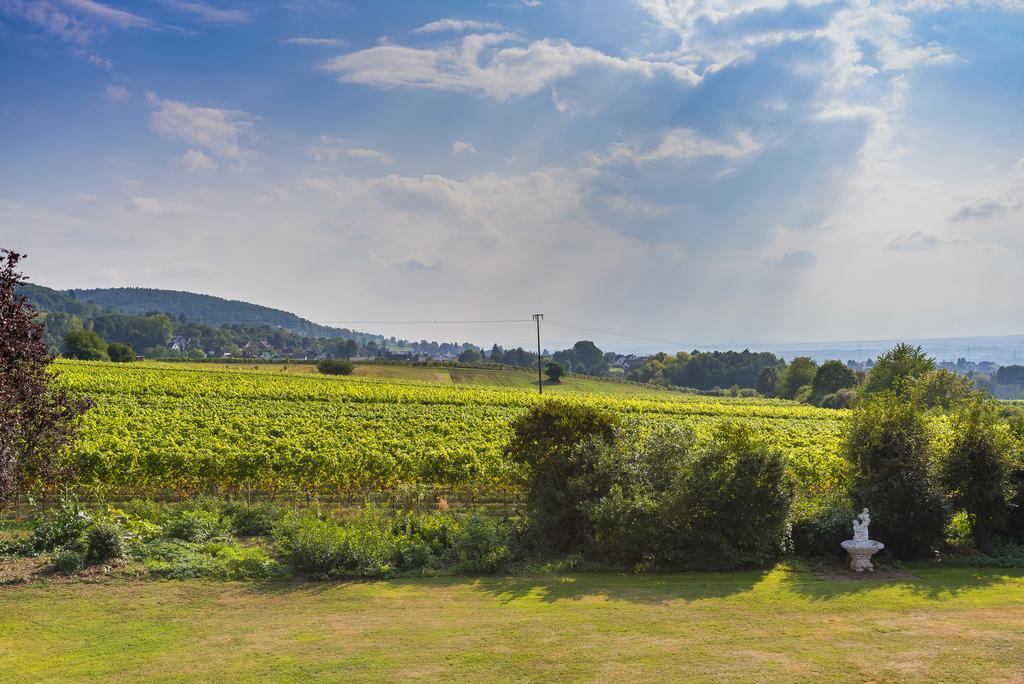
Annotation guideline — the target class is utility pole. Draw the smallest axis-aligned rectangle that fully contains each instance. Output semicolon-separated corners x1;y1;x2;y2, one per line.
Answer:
533;313;544;395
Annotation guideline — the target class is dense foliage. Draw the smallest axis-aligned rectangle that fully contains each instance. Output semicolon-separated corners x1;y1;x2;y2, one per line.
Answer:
845;392;946;559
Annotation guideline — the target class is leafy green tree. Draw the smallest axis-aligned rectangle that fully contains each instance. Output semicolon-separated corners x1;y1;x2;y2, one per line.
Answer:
505;401;618;550
334;339;359;359
941;398;1014;550
812;360;857;399
544;361;564;383
63;330;108;361
845;393;946;559
911;369;978;410
458;348;482;363
777;357;817;399
572;341;608;376
756;365;782;397
863;343;934;396
106;342;135;363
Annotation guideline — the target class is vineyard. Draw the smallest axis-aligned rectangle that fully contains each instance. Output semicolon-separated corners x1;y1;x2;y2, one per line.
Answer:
52;361;850;508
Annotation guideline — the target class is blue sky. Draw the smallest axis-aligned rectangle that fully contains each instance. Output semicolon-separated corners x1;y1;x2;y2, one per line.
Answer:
2;0;1023;350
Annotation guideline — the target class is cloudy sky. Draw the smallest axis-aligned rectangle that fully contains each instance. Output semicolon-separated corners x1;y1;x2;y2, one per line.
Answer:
1;0;1023;350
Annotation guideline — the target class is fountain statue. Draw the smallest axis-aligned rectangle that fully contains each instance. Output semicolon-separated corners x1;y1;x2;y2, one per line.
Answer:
840;508;884;572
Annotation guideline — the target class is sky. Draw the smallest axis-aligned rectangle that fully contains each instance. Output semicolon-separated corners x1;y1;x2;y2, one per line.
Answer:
1;0;1023;352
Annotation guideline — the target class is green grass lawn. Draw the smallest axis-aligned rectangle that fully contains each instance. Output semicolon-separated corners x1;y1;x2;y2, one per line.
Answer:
2;567;1022;682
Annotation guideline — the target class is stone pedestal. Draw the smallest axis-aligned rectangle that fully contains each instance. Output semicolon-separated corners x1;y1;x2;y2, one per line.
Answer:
841;540;884;572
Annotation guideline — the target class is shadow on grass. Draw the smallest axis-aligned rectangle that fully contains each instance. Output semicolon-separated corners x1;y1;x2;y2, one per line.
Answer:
241;569;771;605
777;559;1023;601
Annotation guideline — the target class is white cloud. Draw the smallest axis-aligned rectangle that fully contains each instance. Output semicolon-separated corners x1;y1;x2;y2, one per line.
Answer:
321;33;700;100
159;0;249;23
125;196;166;217
346;148;394;164
451;140;477;155
887;230;966;250
282;36;346;47
104;84;129;102
61;0;153;29
413;18;504;34
145;91;258;162
307;137;393;164
1;0;95;44
592;128;763;166
177;148;218;171
951;159;1024;221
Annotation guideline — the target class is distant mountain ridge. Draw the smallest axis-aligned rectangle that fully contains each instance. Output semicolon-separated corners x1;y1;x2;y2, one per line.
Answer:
39;286;357;339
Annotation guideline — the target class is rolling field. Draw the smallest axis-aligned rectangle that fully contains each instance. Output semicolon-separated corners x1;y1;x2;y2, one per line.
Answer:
2;568;1023;682
152;360;688;397
52;361;849;505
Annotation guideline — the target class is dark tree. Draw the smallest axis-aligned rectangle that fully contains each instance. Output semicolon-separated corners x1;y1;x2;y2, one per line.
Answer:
812;360;858;397
545;361;564;383
1;251;92;501
107;342;136;363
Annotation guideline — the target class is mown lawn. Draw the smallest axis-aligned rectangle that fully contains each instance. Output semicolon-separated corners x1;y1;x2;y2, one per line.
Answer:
2;567;1022;682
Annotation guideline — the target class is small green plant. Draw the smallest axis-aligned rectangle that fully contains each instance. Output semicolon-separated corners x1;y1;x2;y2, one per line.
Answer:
165;509;229;543
274;510;395;578
85;522;125;564
28;499;92;554
52;549;85;574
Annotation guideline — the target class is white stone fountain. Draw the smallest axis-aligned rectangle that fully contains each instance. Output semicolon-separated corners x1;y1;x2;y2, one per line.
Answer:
841;508;884;572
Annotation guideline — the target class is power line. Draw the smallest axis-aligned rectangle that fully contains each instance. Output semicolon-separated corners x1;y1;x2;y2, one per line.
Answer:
315;319;533;325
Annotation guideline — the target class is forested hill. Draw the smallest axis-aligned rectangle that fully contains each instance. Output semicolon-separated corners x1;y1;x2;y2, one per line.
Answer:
42;286;355;338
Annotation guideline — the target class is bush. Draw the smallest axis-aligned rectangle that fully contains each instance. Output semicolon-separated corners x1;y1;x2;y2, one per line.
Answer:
62;329;108;361
223;501;283;537
274;510;395;578
819;388;856;409
107;342;135;363
941;399;1014;550
453;513;507;574
27;499;92;554
165;508;229;543
845;393;946;559
85;522;124;564
662;422;794;568
505;401;618;551
52;549;85;574
790;499;852;557
317;359;354;376
577;425;692;567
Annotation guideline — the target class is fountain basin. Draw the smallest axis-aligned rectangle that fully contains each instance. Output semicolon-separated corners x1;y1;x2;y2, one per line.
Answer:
841;540;884;572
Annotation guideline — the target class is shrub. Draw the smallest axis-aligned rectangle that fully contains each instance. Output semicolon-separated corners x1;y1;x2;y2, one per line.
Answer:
63;329;108;361
662;422;794;568
941;399;1014;550
223;501;283;537
845;393;946;559
85;522;124;564
453;513;507;574
165;509;229;543
274;511;395;578
52;549;85;574
133;539;221;579
28;499;92;554
205;543;282;580
107;342;135;362
819;388;856;409
577;425;692;567
790;499;852;557
505;400;618;551
317;359;354;376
